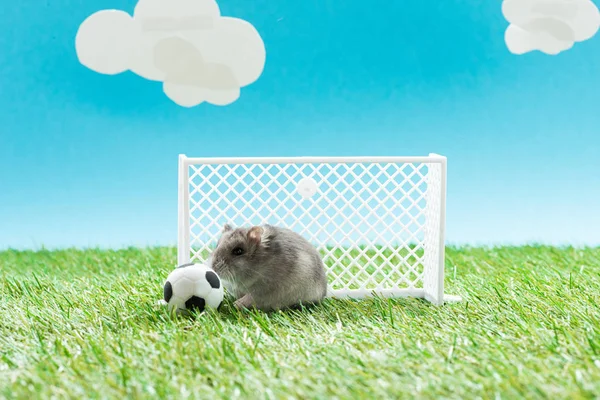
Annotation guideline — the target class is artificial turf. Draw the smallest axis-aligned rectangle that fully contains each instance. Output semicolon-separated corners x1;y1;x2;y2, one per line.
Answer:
1;246;599;399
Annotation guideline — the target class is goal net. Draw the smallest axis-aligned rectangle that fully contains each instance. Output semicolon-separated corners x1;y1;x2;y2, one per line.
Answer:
177;154;457;305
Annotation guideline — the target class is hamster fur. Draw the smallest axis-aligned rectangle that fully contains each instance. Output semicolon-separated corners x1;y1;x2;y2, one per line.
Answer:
207;224;328;311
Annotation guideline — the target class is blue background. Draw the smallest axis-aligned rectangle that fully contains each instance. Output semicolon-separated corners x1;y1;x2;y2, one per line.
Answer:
1;0;599;249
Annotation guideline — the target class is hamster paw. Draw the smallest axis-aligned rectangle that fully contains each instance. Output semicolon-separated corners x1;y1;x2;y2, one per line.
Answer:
234;294;254;310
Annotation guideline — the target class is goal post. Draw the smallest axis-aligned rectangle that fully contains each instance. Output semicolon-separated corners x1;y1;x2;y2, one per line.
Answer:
177;154;460;305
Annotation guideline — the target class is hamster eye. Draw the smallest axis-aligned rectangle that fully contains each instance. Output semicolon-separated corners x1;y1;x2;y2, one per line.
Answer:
231;247;244;256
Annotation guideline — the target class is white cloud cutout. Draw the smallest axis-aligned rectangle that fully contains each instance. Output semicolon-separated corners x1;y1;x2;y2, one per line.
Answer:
75;0;266;107
502;0;600;55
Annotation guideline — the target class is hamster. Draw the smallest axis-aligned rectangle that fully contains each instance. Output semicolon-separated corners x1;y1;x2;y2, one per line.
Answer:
207;224;328;311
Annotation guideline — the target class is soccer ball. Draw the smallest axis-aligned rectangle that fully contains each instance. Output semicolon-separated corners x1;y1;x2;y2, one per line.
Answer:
162;263;224;313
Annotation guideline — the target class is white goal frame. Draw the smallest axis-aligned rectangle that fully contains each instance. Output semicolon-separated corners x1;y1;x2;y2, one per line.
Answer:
177;154;460;305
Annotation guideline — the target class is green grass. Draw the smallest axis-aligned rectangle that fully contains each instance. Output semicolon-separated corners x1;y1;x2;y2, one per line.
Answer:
1;246;599;399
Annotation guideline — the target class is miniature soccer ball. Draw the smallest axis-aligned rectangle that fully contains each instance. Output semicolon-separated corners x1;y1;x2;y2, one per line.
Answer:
162;263;224;313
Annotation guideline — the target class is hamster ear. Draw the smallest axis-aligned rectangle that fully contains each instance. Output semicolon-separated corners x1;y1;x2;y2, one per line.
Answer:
222;224;233;233
247;226;264;246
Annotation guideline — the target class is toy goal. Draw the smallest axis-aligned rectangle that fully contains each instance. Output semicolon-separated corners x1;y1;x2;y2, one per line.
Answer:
177;154;460;305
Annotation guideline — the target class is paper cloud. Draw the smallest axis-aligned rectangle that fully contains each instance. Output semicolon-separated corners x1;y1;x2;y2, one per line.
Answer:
75;0;266;107
502;0;600;55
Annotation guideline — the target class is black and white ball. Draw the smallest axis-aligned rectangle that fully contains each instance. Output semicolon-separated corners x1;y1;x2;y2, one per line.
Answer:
163;263;224;313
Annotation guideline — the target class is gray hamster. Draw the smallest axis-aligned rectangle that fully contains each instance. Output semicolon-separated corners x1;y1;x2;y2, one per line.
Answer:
207;224;328;311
